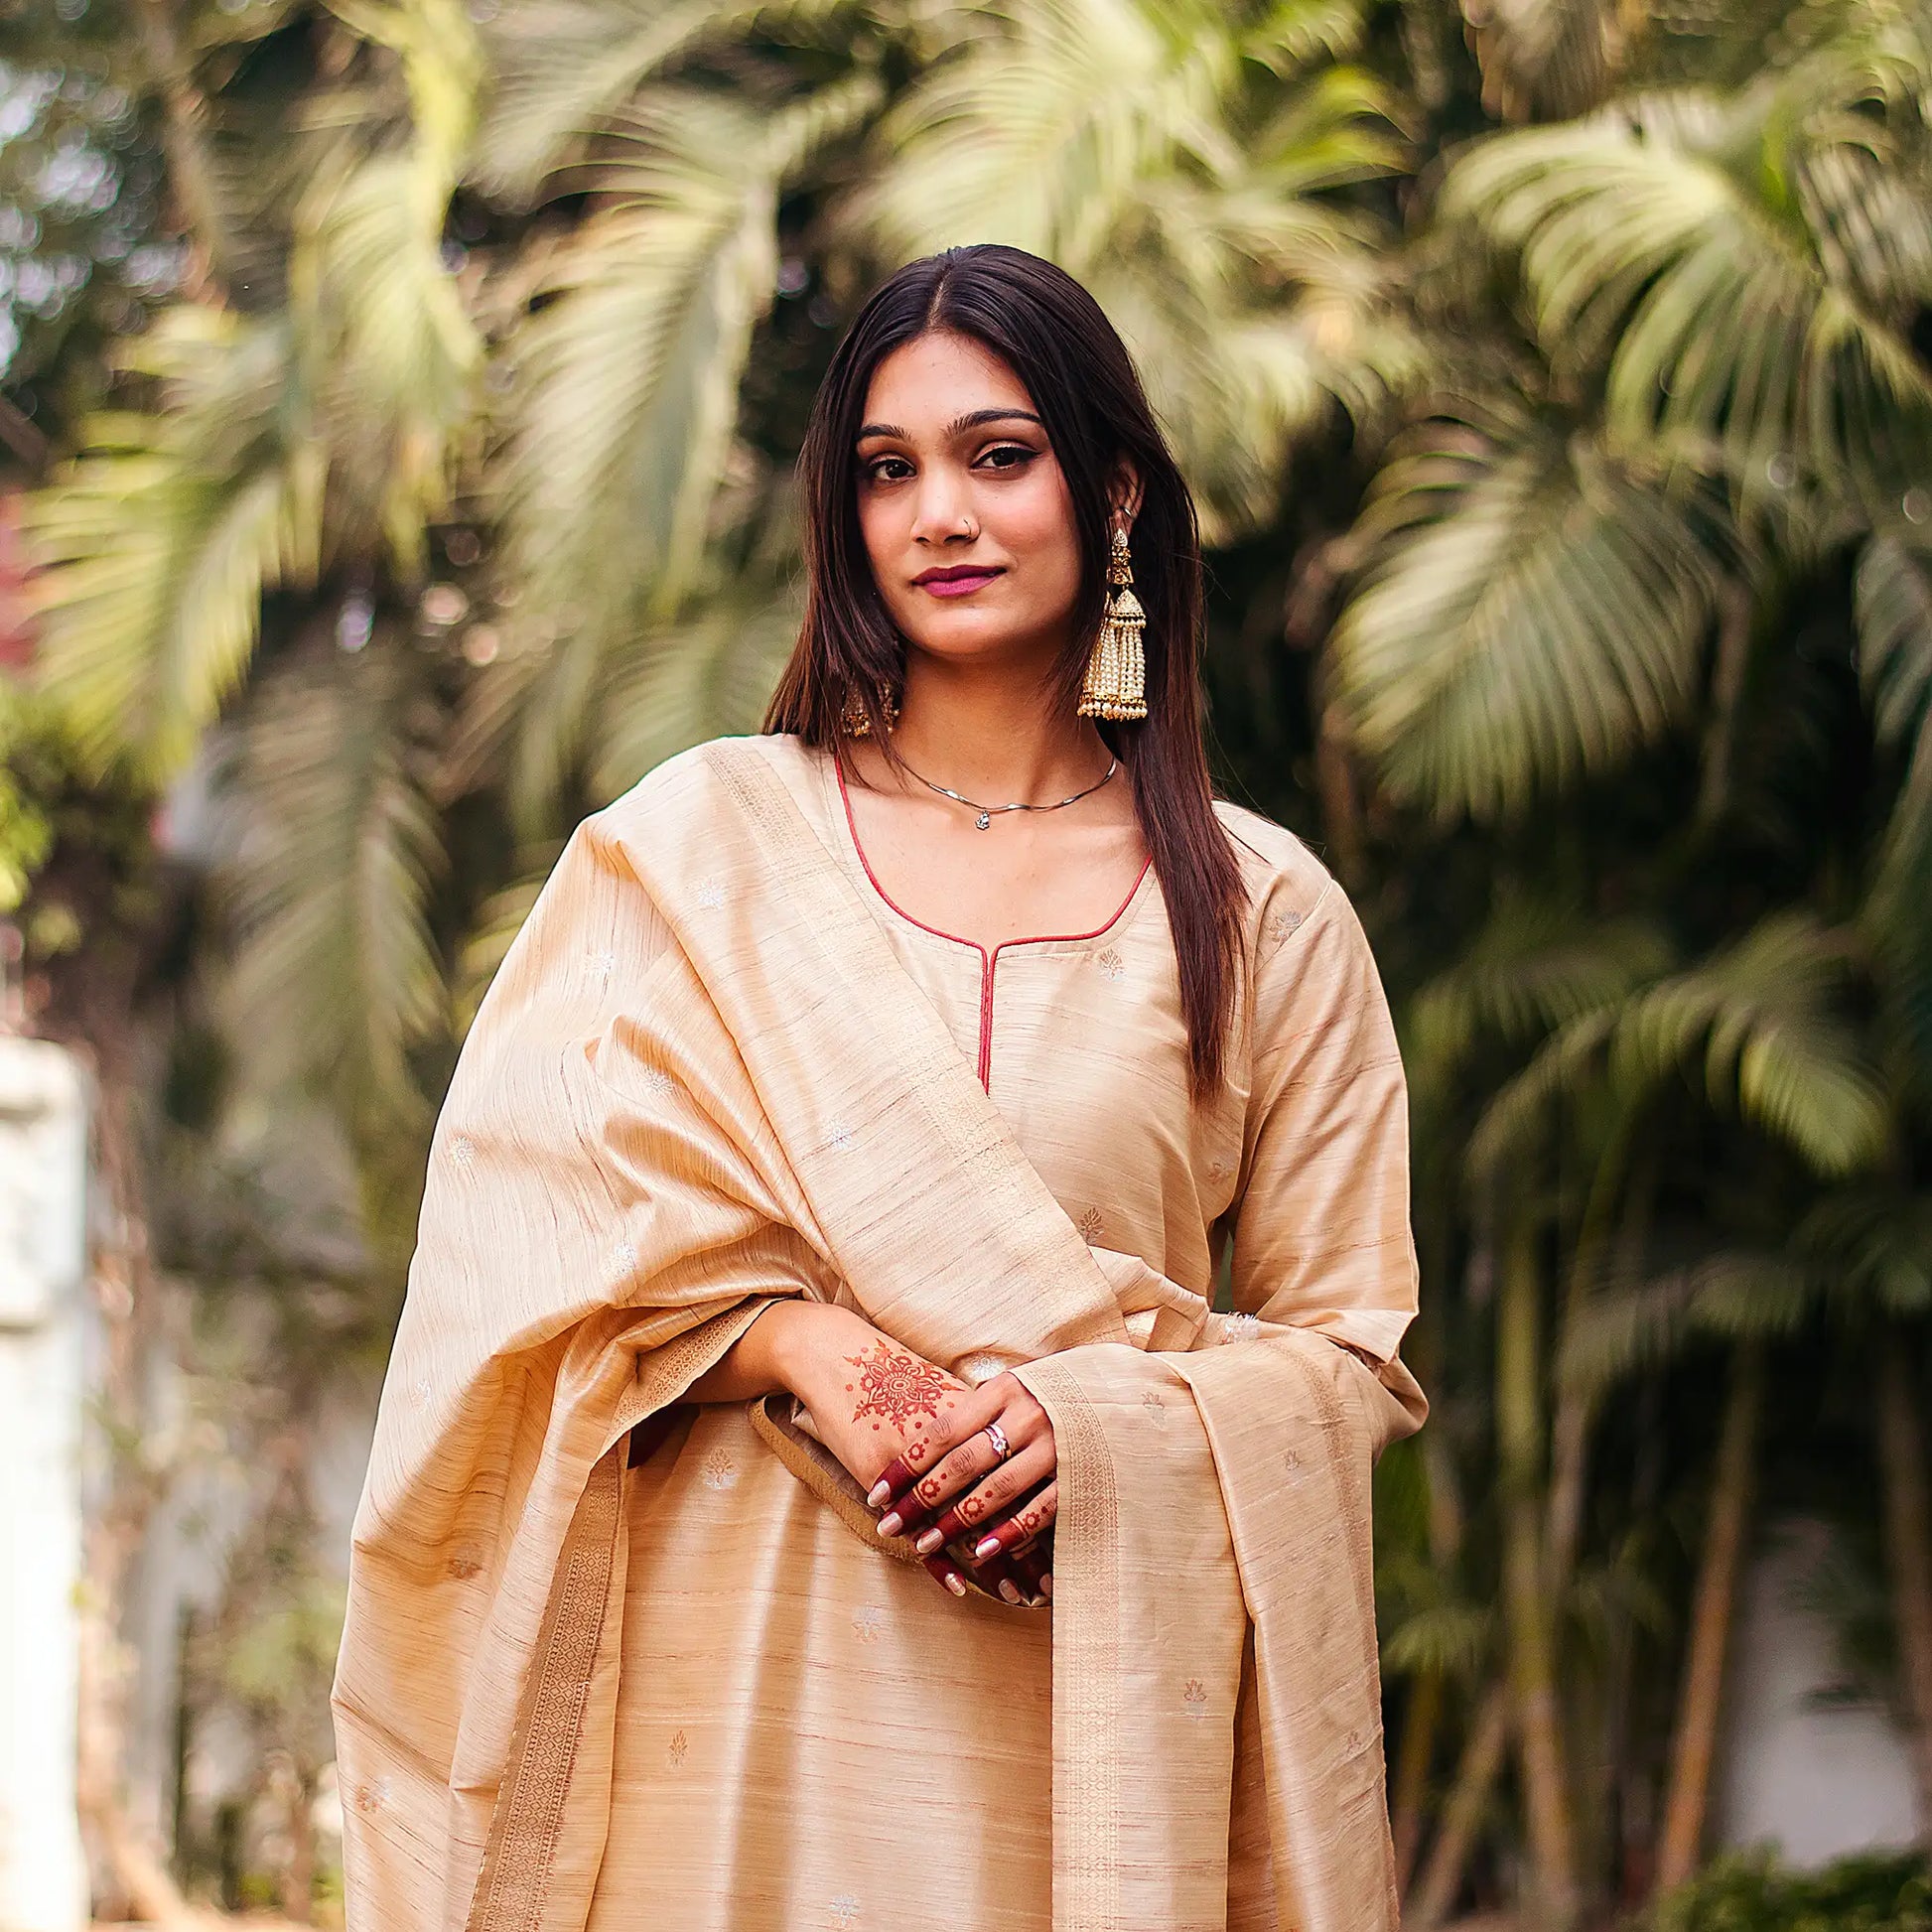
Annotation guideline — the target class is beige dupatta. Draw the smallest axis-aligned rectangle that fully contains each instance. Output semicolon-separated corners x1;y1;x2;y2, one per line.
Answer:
333;734;1425;1932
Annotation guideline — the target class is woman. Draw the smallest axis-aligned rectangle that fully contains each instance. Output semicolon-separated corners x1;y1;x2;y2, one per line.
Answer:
334;244;1427;1932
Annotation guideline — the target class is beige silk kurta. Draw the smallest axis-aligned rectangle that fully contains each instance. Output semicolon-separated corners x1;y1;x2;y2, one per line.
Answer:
333;734;1427;1932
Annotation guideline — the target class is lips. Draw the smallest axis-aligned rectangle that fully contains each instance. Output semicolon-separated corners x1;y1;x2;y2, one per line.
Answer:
912;565;1004;599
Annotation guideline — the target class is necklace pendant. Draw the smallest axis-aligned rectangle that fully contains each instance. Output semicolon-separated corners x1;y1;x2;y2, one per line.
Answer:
975;811;992;831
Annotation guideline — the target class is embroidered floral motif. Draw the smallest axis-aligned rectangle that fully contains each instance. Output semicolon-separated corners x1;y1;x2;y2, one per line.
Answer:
1141;1389;1168;1422
1224;1310;1261;1342
701;1449;738;1491
1284;1447;1307;1482
588;948;617;983
826;1120;855;1153
851;1604;886;1644
828;1895;861;1930
408;1375;433;1409
638;1066;677;1100
960;1351;1006;1385
1093;946;1126;982
667;1729;688;1769
448;1134;477;1172
1182;1679;1209;1722
612;1239;639;1273
445;1546;483;1581
353;1777;391;1814
1265;908;1305;950
1207;1155;1234;1183
695;877;726;909
1077;1207;1104;1244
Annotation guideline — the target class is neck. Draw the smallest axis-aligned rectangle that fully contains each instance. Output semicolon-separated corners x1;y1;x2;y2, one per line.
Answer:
887;650;1113;802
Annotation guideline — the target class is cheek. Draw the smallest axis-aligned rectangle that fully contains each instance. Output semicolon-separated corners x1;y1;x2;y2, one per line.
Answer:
992;474;1083;606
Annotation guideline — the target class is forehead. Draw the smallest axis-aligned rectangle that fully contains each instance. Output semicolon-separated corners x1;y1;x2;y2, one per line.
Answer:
860;329;1036;430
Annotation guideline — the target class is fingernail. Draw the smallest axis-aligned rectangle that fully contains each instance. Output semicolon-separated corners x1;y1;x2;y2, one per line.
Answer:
999;1581;1022;1604
914;1529;943;1556
944;1572;967;1597
876;1512;901;1538
1040;1575;1053;1598
868;1480;892;1507
974;1535;1002;1560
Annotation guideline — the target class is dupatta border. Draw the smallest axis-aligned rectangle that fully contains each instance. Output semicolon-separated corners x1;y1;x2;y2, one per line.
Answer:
1010;1354;1126;1932
461;1442;622;1932
461;1303;775;1932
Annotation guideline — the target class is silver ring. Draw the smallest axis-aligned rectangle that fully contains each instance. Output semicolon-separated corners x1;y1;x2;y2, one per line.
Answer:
982;1421;1011;1462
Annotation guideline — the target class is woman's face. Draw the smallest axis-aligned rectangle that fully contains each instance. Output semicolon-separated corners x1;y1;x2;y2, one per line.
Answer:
853;329;1086;672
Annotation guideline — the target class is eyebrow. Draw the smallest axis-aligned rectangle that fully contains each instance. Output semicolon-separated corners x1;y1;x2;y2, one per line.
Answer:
854;407;1047;443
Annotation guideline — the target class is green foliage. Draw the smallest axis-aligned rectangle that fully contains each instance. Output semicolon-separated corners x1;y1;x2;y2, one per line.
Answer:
0;678;56;909
1642;1851;1932;1931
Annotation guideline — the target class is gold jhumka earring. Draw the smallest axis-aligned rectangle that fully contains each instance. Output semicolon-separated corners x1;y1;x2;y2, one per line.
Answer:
1078;526;1149;722
841;685;900;738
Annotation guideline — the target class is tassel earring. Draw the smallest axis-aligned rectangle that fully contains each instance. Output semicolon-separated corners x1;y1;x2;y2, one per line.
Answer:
841;685;899;738
1078;526;1149;722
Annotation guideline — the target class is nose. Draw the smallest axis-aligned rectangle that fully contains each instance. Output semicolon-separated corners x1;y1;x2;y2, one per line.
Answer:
908;463;976;545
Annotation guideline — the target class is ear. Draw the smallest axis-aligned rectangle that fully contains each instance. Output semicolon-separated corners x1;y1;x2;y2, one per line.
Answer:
1106;459;1145;532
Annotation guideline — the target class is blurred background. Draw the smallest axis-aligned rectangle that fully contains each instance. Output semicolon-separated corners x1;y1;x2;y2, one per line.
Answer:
1;0;1929;1925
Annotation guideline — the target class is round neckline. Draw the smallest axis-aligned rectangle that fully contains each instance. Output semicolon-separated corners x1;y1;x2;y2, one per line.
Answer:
827;748;1155;961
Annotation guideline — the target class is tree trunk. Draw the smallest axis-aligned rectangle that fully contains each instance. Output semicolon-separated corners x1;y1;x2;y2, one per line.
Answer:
1391;1667;1444;1891
1407;1680;1509;1929
1498;1218;1580;1926
1876;1344;1932;1837
1697;580;1755;826
1654;1340;1764;1896
131;0;235;295
72;1057;209;1932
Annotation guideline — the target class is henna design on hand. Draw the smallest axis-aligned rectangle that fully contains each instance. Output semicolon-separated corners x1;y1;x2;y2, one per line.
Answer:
843;1343;954;1436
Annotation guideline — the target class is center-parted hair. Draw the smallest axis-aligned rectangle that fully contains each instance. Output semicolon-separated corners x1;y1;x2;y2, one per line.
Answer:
764;243;1247;1099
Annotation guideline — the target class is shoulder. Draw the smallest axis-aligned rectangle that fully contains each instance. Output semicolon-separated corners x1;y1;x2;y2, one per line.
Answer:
592;733;812;845
1212;801;1387;1043
1212;798;1348;944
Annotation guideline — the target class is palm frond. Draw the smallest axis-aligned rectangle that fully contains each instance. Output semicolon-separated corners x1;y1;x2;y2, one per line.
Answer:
492;77;877;673
1558;1249;1814;1395
1800;1187;1932;1319
213;639;447;1126
1444;52;1932;497
1381;1599;1497;1681
25;311;322;782
1470;912;1888;1177
588;582;801;802
1329;408;1728;819
1408;898;1674;1077
1608;912;1888;1174
476;0;855;201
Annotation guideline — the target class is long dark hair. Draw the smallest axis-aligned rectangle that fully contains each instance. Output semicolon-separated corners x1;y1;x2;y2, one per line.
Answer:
763;244;1246;1098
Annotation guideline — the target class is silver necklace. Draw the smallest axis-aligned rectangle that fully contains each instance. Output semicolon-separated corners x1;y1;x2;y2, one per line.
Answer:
897;753;1120;831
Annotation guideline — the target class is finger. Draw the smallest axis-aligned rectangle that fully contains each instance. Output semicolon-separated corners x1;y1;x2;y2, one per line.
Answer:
892;1415;1039;1541
1008;1543;1050;1602
917;1442;1054;1554
972;1549;1031;1606
922;1553;968;1598
968;1479;1059;1563
866;1377;1007;1510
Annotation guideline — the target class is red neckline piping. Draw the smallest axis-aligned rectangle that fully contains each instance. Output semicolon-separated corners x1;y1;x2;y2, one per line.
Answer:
832;754;1153;963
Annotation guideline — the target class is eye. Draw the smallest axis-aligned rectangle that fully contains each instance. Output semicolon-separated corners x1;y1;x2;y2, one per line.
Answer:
860;453;913;484
975;442;1037;472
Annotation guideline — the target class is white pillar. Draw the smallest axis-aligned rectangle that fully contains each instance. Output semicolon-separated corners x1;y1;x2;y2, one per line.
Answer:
0;1036;90;1932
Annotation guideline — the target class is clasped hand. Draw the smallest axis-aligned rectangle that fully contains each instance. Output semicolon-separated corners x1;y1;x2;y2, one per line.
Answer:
787;1310;1057;1605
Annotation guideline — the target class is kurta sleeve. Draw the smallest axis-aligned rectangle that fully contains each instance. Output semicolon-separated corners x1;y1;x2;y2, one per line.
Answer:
1224;871;1420;1373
